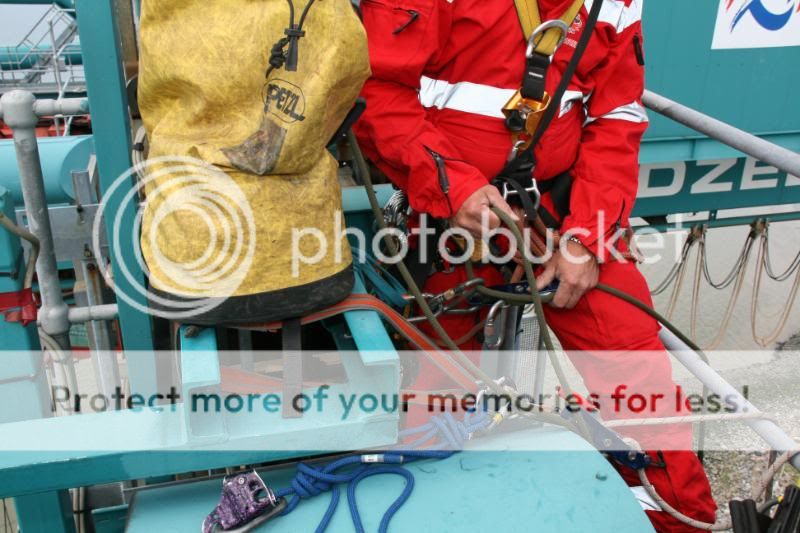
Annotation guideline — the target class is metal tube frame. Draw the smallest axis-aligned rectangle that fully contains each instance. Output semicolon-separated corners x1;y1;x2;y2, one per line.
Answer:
0;90;86;344
659;328;800;470
67;304;119;324
0;89;87;533
643;90;800;179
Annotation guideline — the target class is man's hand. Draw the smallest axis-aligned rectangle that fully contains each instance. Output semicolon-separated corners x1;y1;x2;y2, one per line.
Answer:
536;239;599;309
451;185;519;238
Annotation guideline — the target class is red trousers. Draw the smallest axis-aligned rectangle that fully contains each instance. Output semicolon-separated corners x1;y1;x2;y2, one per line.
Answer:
411;260;718;532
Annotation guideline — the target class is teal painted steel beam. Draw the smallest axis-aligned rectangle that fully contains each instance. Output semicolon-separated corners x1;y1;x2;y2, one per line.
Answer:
639;211;800;233
73;0;157;389
635;157;800;219
0;44;82;71
0;187;48;421
124;429;654;533
0;136;94;207
1;186;74;533
642;0;800;143
14;490;75;533
91;504;129;533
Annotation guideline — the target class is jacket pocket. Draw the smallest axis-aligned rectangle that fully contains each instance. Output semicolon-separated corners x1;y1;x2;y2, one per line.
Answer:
360;0;437;80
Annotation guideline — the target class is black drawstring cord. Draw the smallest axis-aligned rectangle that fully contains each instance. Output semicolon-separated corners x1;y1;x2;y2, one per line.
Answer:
265;0;318;78
266;37;292;79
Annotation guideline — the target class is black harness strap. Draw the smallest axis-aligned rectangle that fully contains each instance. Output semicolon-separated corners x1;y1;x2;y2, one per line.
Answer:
537;171;574;225
497;176;541;226
495;0;603;226
521;51;551;102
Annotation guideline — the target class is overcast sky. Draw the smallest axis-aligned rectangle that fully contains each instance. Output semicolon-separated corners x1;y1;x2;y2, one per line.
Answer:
0;6;49;45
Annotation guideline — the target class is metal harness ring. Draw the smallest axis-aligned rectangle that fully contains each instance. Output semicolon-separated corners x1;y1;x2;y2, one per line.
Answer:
525;19;570;58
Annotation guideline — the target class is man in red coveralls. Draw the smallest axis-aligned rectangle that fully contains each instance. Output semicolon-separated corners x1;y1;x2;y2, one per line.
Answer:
353;0;717;530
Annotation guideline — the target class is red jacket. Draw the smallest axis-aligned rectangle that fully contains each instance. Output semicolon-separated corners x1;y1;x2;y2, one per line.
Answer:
354;0;648;259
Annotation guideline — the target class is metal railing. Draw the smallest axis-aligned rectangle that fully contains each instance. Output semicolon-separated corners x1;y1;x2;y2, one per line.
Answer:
0;5;85;126
643;90;800;179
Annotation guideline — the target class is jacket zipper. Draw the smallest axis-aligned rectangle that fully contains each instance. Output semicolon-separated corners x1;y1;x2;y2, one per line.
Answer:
633;34;645;66
424;146;456;216
393;8;420;34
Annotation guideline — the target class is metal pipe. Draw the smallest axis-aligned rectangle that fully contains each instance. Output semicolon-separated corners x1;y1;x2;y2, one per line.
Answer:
0;90;71;344
0;44;82;71
32;97;89;117
68;304;119;324
643;90;800;178
659;327;800;470
0;97;88;120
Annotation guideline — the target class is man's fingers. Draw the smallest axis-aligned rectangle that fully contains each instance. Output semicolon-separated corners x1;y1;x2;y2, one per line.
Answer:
482;206;501;231
485;188;520;224
551;282;574;309
564;286;585;309
536;262;556;291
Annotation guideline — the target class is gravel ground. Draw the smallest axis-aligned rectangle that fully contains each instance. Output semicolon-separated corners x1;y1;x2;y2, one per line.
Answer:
700;331;800;528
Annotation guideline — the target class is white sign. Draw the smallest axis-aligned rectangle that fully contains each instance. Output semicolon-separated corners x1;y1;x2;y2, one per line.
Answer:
712;0;800;49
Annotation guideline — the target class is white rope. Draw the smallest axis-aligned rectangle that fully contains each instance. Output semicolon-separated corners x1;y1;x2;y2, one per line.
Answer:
604;411;777;428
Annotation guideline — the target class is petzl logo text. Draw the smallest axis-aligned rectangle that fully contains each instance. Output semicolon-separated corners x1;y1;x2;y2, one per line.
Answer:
264;79;307;124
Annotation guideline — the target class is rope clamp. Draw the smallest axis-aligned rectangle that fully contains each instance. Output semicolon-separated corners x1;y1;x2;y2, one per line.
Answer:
502;91;552;148
202;471;285;533
501;19;568;146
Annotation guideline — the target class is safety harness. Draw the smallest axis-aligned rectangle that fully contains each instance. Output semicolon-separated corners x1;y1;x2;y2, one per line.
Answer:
496;0;601;229
504;0;586;149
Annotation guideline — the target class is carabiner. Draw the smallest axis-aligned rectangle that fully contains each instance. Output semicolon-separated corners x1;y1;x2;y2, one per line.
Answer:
506;139;527;162
525;19;570;58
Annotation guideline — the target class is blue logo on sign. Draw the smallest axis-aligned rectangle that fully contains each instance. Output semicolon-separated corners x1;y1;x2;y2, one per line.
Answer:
729;0;798;31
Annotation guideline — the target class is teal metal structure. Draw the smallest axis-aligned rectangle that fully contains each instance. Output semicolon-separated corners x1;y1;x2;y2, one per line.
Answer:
639;0;800;224
72;0;157;385
0;0;798;532
126;429;655;533
0;136;93;206
0;187;46;420
0;185;72;533
643;2;800;155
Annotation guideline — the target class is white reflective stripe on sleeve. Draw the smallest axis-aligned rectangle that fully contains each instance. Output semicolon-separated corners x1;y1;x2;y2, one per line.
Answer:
630;486;663;512
584;0;643;33
559;90;588;117
585;100;648;124
419;76;515;119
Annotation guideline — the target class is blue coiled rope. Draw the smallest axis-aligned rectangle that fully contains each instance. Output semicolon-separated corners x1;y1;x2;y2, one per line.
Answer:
274;409;491;532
